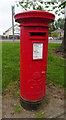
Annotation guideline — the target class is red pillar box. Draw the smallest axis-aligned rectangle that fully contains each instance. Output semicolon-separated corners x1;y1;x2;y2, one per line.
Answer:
14;10;55;109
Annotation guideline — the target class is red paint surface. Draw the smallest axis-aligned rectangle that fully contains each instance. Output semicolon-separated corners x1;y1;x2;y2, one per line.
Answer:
14;10;55;101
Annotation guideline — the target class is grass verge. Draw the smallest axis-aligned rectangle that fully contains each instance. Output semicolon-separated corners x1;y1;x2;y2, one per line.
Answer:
2;43;65;95
47;43;64;88
0;42;2;93
2;43;20;92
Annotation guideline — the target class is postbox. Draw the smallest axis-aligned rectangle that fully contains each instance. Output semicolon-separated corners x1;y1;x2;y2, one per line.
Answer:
14;10;55;109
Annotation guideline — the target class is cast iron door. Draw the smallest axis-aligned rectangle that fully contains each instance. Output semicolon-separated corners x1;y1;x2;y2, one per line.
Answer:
20;26;48;101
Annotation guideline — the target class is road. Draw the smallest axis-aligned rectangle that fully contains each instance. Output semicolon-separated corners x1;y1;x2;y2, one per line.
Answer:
0;39;62;43
49;39;62;44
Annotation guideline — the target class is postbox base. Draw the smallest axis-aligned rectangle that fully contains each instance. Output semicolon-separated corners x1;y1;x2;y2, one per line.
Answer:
20;97;42;110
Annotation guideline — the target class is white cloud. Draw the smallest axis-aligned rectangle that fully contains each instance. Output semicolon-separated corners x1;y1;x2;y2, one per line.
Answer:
0;0;65;35
0;0;15;35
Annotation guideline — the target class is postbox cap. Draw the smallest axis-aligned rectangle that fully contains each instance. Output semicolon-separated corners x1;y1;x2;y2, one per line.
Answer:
14;10;55;26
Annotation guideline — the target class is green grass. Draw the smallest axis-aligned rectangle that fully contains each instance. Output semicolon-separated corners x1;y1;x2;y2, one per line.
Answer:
13;103;22;113
47;43;64;88
0;43;2;93
35;112;46;118
2;43;65;94
2;43;20;92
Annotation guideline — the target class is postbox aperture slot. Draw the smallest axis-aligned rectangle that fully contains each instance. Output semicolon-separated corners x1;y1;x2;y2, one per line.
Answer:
30;32;46;39
30;32;46;37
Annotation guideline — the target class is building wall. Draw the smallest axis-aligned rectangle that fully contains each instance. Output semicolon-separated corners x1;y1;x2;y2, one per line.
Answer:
5;28;12;36
4;24;20;37
51;29;64;38
14;25;20;35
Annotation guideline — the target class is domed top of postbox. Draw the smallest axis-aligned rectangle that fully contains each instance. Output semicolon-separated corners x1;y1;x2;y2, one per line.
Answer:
14;10;55;26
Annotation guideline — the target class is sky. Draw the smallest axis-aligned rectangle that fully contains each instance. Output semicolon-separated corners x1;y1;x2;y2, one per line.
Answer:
0;0;65;35
0;0;21;35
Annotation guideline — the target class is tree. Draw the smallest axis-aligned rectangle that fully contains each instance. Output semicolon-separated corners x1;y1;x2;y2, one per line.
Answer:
54;18;65;30
52;31;58;38
16;0;65;14
49;18;64;33
16;0;66;55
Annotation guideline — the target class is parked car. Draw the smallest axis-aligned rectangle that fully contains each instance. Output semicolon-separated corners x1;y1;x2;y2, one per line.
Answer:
58;37;63;40
49;37;53;40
